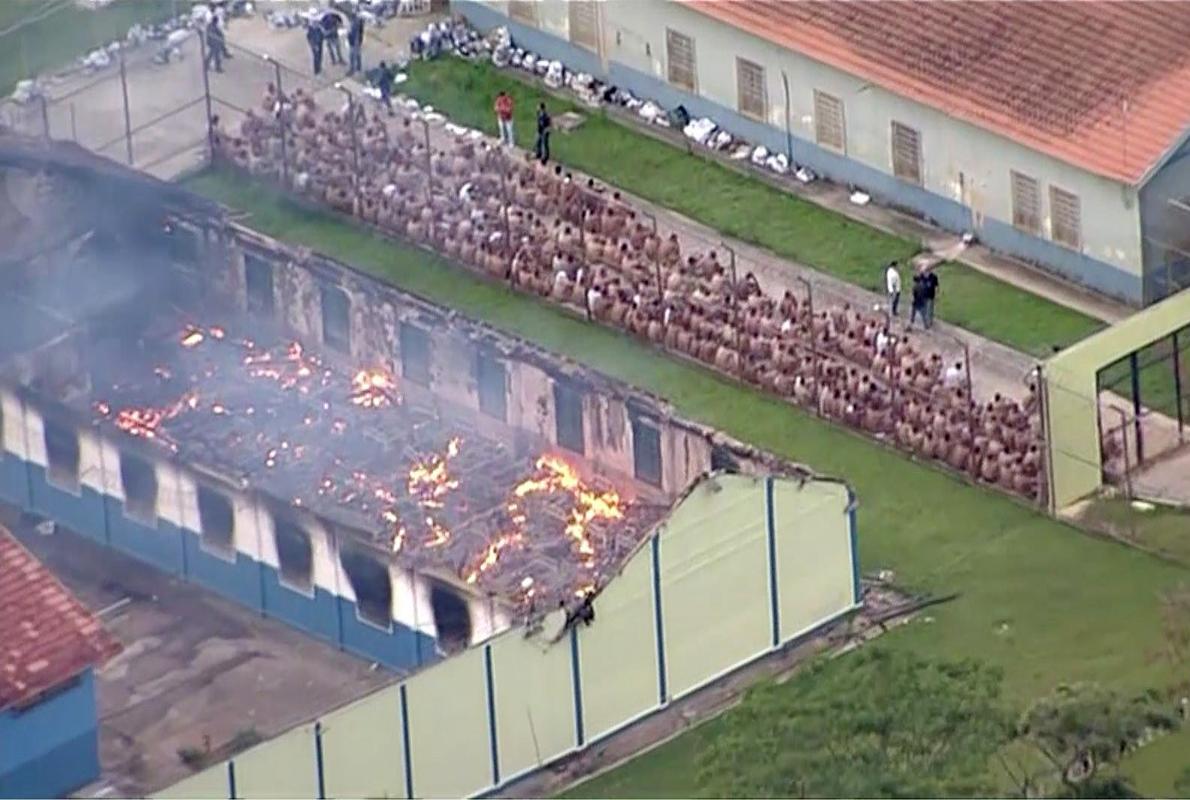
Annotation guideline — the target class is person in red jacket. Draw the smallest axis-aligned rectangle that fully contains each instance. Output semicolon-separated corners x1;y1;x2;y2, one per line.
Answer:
494;91;514;146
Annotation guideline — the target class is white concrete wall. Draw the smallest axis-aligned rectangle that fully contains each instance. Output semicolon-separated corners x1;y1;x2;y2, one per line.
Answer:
600;0;1143;275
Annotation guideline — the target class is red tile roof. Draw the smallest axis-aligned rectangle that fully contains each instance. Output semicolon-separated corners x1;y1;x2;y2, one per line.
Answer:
0;526;120;711
684;0;1190;184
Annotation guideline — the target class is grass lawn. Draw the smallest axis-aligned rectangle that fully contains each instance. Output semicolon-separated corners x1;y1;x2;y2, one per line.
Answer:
0;0;182;97
184;168;1190;797
1079;497;1190;567
402;58;1104;358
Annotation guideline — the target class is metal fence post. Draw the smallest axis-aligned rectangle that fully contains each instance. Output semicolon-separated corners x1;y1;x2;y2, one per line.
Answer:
335;83;361;198
796;275;818;413
500;167;514;279
118;49;134;165
39;94;50;139
265;56;289;188
724;244;743;375
962;339;976;449
69;103;77;142
420;118;433;203
1129;351;1144;462
1173;330;1184;437
200;34;215;165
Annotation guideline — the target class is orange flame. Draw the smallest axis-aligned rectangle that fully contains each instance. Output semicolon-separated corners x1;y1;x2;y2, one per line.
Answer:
513;455;622;559
350;368;398;408
465;532;523;584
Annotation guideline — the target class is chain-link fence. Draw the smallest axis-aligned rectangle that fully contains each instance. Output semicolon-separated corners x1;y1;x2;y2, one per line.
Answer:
1095;323;1189;493
1;12;1051;508
2;21;212;177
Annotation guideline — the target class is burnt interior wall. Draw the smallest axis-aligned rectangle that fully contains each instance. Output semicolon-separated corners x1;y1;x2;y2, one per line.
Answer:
206;225;731;500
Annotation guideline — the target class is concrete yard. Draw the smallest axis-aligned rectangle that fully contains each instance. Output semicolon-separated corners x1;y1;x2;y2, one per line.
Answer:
1;505;393;798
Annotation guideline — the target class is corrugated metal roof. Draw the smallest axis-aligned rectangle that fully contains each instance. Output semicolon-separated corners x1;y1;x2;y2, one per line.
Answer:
0;526;121;711
685;0;1190;184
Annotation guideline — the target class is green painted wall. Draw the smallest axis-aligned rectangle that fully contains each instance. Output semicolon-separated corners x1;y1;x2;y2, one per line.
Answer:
154;473;857;799
1044;289;1190;508
660;475;771;698
321;685;408;799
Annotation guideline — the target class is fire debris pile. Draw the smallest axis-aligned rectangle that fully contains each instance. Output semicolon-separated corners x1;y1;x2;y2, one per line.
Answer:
88;319;665;611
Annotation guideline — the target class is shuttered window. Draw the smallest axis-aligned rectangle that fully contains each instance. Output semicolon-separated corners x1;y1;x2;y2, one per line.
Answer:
666;29;696;92
736;57;767;120
1050;185;1082;249
890;121;922;185
814;90;846;152
569;1;600;52
508;1;536;25
1010;171;1041;234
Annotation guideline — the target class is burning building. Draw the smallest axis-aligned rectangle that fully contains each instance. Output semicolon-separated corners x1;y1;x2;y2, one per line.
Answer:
0;135;858;691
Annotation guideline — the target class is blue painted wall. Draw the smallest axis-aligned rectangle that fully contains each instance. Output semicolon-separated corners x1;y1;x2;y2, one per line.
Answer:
0;670;100;799
454;0;1145;305
7;456;436;674
0;454;28;509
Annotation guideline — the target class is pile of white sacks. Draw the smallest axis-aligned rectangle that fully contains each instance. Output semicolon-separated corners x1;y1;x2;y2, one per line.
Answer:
8;0;238;103
410;17;819;185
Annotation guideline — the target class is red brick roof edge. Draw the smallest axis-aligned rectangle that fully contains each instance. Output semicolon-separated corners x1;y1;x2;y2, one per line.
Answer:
685;0;1190;185
0;525;121;711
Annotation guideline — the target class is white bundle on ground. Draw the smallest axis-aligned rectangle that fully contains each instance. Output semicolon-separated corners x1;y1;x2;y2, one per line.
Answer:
750;145;769;166
126;24;149;46
638;101;662;122
683;116;717;145
709;129;733;150
81;48;113;71
544;60;564;88
11;80;40;104
266;10;304;29
849;190;871;206
795;166;816;183
766;153;789;174
730;144;752;160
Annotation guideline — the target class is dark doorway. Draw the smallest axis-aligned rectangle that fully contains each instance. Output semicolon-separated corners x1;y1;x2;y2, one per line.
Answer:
400;323;432;387
630;413;663;487
553;381;585;455
197;485;235;554
429;580;472;651
321;285;351;353
476;351;507;421
119;450;158;523
43;418;80;490
340;544;393;628
245;251;275;318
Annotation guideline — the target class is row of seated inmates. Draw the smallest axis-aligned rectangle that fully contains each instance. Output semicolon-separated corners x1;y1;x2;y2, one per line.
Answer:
212;84;1049;501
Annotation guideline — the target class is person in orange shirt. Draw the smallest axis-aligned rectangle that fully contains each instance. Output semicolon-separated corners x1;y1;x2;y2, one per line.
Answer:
494;91;514;146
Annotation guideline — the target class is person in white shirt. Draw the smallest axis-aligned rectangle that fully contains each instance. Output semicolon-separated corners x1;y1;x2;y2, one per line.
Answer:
885;261;902;317
943;360;965;389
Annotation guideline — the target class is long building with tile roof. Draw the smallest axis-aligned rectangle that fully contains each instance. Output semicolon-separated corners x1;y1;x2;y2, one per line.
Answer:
458;0;1190;307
